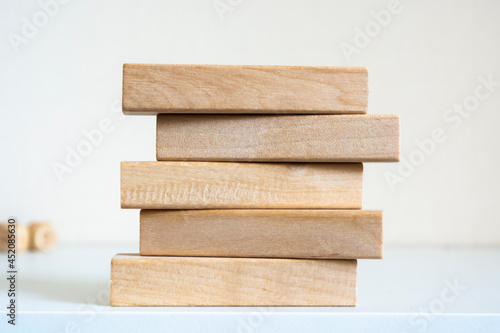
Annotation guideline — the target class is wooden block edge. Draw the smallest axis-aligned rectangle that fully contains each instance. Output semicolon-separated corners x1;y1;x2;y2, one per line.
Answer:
110;255;357;307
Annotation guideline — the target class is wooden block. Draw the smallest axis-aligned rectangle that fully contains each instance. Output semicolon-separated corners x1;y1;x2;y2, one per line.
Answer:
122;64;368;114
110;254;357;306
121;162;362;209
17;224;28;252
156;115;399;162
0;222;28;252
28;222;56;251
140;210;382;259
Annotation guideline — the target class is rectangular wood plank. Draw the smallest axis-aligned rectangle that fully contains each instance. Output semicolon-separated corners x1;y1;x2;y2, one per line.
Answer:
156;114;400;162
122;64;368;114
121;161;363;209
140;209;383;259
110;254;357;306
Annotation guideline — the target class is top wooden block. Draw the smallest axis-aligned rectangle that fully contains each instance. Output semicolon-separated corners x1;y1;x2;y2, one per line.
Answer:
122;64;368;114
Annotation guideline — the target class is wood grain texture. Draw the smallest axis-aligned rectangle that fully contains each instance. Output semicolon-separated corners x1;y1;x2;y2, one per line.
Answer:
122;64;368;114
156;114;399;162
121;162;363;209
0;223;28;252
110;254;357;306
140;209;382;259
28;222;57;251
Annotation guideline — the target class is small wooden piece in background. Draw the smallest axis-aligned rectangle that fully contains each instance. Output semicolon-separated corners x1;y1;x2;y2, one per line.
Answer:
111;254;357;306
0;222;28;252
17;224;28;252
28;222;57;251
121;161;363;209
122;64;368;114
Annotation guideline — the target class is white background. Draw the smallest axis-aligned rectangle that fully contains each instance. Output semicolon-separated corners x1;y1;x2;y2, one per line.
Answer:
1;0;500;246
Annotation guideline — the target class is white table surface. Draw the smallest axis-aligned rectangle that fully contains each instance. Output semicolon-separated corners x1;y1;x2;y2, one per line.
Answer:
1;244;499;332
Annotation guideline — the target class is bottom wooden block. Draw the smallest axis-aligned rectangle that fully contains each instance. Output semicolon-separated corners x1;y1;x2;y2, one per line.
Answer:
110;254;357;306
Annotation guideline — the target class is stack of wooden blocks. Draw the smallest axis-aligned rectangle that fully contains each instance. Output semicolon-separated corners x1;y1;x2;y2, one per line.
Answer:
110;64;400;306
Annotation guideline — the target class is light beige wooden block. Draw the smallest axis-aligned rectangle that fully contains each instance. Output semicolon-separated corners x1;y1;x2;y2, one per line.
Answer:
140;210;382;259
0;222;28;252
156;115;399;162
28;222;56;251
121;162;362;209
122;64;368;114
110;254;357;306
